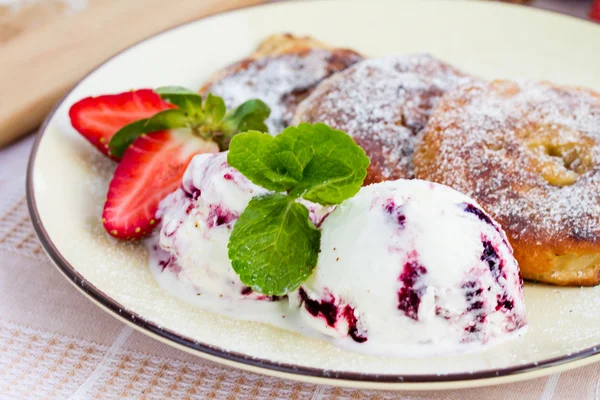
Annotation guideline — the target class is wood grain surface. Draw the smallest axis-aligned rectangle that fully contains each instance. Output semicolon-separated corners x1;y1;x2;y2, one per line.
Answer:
0;0;266;148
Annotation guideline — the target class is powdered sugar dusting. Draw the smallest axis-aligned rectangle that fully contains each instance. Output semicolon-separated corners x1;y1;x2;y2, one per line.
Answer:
416;80;600;244
204;49;361;134
294;54;472;183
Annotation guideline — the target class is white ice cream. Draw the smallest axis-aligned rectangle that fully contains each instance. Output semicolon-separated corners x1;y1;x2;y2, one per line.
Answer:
155;152;269;300
150;156;526;356
294;180;527;356
153;152;330;301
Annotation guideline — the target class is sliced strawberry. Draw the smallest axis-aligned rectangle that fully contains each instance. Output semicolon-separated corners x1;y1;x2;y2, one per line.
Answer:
102;129;219;240
591;0;600;21
69;89;175;160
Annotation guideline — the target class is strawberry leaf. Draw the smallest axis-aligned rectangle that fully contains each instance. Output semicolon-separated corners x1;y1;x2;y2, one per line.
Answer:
211;99;270;151
220;99;270;136
155;86;203;112
204;93;226;125
68;89;174;161
106;87;271;158
108;109;189;158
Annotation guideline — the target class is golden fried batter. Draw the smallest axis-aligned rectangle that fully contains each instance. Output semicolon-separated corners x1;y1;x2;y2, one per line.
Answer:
200;34;362;134
415;80;600;286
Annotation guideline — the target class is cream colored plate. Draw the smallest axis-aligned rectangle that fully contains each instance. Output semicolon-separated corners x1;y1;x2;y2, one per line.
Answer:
27;0;600;390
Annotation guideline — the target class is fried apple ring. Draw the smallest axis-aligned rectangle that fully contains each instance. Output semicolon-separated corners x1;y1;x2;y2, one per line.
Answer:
415;80;600;286
293;54;471;184
200;34;362;134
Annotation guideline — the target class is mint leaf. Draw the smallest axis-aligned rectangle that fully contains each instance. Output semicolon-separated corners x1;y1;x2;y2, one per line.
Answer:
227;131;298;192
155;86;203;112
108;108;189;158
228;122;369;205
227;122;369;295
220;99;270;135
285;123;369;204
228;194;320;296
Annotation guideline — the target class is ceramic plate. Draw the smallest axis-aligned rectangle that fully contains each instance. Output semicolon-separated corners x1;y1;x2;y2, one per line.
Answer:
27;0;600;390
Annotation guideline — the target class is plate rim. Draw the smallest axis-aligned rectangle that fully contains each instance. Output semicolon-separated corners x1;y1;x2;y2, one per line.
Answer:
26;0;600;388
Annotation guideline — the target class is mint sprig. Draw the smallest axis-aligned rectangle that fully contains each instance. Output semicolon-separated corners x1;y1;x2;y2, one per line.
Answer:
227;123;369;295
108;86;270;158
228;195;321;295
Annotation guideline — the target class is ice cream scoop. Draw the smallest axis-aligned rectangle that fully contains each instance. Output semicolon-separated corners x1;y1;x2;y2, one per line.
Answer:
294;179;527;356
156;152;268;300
155;152;330;301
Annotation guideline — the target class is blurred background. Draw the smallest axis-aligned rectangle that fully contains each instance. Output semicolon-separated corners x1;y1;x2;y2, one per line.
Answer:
0;0;598;149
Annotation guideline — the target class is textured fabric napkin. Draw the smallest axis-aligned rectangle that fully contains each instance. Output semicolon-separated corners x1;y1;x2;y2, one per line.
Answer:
0;135;599;399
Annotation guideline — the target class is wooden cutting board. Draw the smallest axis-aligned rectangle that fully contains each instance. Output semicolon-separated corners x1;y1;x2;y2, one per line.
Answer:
0;0;268;148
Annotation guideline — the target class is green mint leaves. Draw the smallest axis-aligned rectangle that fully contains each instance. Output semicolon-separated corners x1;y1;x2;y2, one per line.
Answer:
227;123;369;203
228;195;321;296
108;86;270;158
227;123;369;295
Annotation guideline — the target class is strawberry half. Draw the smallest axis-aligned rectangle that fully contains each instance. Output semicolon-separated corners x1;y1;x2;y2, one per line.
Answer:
102;129;219;239
591;0;600;21
69;89;175;161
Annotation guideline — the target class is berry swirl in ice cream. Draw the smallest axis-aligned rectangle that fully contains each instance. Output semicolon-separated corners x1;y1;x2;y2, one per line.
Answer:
151;156;527;356
294;179;526;356
154;152;331;301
